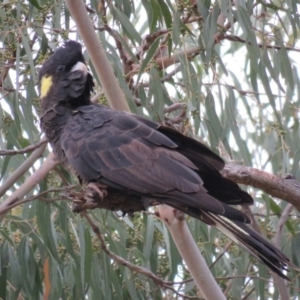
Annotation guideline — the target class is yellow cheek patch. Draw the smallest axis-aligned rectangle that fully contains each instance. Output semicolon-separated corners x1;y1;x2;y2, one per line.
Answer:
40;76;53;98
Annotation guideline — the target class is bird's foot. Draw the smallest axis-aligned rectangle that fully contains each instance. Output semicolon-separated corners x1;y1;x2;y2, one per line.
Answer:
84;182;107;208
87;182;108;200
71;183;108;212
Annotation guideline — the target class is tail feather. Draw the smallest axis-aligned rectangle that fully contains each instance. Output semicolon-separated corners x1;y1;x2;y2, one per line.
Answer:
204;177;254;205
202;212;291;279
159;190;251;223
158;192;293;279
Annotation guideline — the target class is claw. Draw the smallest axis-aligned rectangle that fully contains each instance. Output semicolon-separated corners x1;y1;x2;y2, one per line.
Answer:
87;182;108;200
73;199;85;203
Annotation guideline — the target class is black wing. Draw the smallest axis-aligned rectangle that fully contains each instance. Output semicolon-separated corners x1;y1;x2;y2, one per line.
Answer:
61;104;249;223
135;117;253;206
61;104;293;278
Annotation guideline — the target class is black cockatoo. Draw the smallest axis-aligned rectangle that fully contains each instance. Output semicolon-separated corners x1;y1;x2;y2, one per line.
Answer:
38;40;294;279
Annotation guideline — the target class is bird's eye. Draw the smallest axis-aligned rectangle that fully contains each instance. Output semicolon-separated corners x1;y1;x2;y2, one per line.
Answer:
56;65;65;72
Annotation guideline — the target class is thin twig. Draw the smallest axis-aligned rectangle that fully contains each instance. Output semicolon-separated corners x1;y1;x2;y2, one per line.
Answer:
81;211;200;299
274;204;294;247
139;65;182;88
0;186;77;216
215;274;270;282
203;82;282;98
0;138;48;156
242;287;255;300
224;34;300;53
209;241;233;269
164;103;186;113
155;47;200;70
81;211;171;285
137;29;170;60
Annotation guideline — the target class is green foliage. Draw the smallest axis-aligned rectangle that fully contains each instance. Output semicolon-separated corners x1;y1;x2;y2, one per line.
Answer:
1;0;300;298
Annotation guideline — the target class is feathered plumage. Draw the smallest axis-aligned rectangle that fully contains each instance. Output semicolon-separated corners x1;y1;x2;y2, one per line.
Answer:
38;40;294;279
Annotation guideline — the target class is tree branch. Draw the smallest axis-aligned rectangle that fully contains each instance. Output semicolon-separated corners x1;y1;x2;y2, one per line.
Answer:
222;164;300;211
274;204;294;247
0;138;48;156
0;142;47;198
155;47;200;70
273;203;294;300
158;205;226;300
65;0;129;112
0;152;58;218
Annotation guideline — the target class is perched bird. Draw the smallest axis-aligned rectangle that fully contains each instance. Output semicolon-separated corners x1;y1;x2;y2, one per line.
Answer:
39;40;293;279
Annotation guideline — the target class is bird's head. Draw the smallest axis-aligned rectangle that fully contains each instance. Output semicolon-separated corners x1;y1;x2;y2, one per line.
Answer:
38;40;94;108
